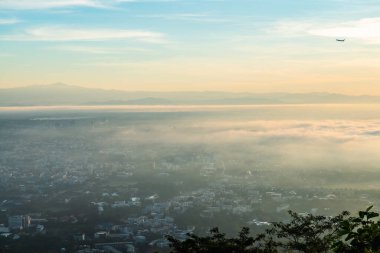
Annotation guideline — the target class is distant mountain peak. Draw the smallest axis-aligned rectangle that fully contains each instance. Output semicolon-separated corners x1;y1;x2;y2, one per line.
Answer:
0;84;379;106
49;82;70;87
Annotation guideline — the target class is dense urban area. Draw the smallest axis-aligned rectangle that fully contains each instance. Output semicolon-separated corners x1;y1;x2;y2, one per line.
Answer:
1;108;380;253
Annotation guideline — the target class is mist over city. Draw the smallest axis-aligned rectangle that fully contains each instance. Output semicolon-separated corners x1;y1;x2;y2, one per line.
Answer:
2;0;380;252
1;104;380;252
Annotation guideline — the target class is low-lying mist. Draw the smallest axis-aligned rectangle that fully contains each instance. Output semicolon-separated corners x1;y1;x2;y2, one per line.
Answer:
2;104;380;190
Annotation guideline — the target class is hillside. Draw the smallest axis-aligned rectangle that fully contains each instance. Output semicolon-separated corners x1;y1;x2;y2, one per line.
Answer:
0;83;379;106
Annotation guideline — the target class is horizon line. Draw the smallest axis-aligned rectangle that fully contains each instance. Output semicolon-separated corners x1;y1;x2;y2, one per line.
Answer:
0;82;377;97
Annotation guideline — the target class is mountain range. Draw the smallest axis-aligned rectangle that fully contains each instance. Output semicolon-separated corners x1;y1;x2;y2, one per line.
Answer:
0;83;379;106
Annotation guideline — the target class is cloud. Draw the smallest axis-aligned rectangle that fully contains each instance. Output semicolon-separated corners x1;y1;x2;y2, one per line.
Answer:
0;0;109;9
137;13;228;23
116;0;178;2
104;118;380;176
309;18;380;44
0;18;21;25
115;119;380;145
275;17;380;44
53;45;118;54
0;0;177;9
53;45;151;54
0;26;166;43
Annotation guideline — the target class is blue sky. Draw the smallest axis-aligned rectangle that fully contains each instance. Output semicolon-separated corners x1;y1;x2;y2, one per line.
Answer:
1;0;380;94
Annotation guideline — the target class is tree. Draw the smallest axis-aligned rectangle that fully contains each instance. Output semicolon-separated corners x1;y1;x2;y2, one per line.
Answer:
167;227;274;253
268;210;349;253
166;210;351;253
334;206;380;253
166;207;380;253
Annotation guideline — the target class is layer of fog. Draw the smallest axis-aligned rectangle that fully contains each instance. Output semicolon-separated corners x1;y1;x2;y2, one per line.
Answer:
109;118;380;179
3;105;380;189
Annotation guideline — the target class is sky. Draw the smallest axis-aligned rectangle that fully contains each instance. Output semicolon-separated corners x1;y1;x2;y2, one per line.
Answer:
0;0;380;94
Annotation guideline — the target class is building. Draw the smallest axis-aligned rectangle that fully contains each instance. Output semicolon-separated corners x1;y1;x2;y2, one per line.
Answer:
8;215;31;231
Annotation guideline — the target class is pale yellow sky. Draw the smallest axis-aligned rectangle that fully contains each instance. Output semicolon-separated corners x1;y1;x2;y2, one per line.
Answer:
1;0;380;95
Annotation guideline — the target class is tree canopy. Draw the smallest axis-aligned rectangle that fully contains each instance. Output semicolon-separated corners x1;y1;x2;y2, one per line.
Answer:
167;207;380;253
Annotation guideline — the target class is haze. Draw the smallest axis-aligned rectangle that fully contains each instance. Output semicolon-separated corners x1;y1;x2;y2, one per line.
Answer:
2;1;380;252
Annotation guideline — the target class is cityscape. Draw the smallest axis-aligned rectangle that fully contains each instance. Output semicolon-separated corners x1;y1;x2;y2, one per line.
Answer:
1;107;380;252
1;0;380;252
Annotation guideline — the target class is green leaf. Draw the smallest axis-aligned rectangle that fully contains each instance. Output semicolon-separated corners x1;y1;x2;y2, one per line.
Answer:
367;212;379;220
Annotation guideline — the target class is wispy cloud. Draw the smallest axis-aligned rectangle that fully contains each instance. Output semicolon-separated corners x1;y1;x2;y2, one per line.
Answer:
53;45;151;54
138;13;228;23
113;119;380;162
309;18;380;44
0;0;109;9
86;61;140;67
275;17;380;44
0;18;21;25
0;26;166;43
116;0;178;2
0;0;177;10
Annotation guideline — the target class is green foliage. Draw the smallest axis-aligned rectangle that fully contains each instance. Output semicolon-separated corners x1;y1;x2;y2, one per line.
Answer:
334;206;380;253
3;206;380;253
167;207;380;253
167;227;274;253
268;210;349;253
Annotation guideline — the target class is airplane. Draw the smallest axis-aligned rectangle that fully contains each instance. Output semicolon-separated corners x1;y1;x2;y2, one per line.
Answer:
336;39;345;42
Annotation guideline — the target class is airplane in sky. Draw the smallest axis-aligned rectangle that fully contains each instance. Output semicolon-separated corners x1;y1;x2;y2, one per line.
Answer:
336;39;346;42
